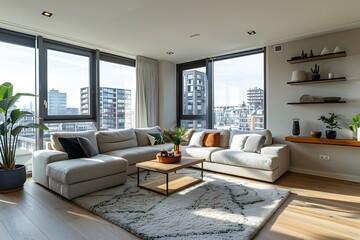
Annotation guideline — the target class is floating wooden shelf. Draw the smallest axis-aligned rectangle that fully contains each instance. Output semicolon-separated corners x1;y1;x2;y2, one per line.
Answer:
287;77;346;85
287;51;346;64
287;101;346;105
285;136;360;147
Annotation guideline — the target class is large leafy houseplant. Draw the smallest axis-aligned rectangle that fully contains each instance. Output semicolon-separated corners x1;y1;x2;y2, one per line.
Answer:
0;82;48;170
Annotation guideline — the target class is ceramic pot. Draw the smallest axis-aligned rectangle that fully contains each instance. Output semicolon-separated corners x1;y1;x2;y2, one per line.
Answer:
325;130;337;139
312;74;320;80
0;164;26;193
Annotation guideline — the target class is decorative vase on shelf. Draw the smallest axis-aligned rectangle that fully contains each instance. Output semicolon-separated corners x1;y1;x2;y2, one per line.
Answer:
292;118;300;136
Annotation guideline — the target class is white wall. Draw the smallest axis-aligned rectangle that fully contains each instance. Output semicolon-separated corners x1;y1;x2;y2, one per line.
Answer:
267;28;360;182
159;60;177;129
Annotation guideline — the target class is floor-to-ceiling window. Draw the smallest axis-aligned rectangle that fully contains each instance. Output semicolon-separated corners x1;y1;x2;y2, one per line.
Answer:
0;30;36;170
213;49;265;130
99;54;136;130
177;48;265;130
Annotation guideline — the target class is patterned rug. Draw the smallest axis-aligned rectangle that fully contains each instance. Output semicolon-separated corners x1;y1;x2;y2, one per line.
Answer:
74;169;290;240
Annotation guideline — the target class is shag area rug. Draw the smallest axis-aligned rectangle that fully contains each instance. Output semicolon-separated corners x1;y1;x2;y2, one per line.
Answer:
74;170;290;240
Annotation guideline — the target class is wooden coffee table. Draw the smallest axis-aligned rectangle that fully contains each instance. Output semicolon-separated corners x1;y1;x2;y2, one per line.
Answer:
136;157;205;196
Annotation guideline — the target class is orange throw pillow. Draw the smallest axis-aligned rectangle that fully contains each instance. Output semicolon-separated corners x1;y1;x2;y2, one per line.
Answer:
203;132;221;147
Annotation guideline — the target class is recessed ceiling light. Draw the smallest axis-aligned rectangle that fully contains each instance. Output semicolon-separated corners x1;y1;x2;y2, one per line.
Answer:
42;11;53;17
166;51;174;55
247;30;256;35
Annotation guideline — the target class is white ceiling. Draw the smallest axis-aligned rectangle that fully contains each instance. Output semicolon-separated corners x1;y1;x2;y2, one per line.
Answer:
1;0;360;63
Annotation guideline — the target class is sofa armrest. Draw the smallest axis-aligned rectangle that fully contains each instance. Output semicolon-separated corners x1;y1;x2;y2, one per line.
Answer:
261;144;290;176
32;150;68;187
261;144;288;156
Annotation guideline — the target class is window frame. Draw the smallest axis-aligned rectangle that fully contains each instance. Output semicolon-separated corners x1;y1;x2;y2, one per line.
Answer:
39;38;97;122
176;48;266;129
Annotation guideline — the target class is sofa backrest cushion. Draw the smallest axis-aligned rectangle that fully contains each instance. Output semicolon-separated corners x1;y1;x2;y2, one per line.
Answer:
96;128;138;153
194;129;230;148
231;129;273;146
78;137;99;157
135;126;162;146
203;132;221;147
51;130;99;153
243;134;266;153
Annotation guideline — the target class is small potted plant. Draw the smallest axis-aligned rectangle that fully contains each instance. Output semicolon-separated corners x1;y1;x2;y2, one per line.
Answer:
311;64;320;80
163;127;187;154
349;114;360;141
318;113;341;139
0;82;48;192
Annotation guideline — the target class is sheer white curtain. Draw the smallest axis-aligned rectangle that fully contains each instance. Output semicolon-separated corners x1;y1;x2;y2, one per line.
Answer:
135;56;159;127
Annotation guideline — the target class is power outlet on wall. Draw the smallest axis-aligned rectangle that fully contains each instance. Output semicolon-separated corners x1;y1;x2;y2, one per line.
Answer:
319;155;330;161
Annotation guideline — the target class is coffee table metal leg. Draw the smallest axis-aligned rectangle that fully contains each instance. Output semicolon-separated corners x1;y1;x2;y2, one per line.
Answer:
201;162;203;179
137;167;140;186
166;173;169;196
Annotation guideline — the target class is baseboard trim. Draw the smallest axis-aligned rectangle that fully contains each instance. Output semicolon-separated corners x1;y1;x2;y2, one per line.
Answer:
290;167;360;183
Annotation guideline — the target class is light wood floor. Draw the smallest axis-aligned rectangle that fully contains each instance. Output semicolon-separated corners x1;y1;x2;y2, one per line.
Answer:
0;172;359;240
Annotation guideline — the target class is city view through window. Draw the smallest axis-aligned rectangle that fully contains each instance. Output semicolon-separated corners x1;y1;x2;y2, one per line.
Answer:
181;52;265;131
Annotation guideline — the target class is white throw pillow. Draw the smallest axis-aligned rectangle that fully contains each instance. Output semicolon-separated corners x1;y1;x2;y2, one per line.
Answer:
230;134;248;150
188;131;205;147
243;134;266;153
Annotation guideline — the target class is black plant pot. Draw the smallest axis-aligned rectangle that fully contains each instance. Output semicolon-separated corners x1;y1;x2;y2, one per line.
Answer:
0;164;26;193
312;74;320;80
325;130;337;139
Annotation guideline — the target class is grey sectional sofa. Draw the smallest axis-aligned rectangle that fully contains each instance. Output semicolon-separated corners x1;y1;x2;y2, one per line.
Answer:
33;127;172;199
182;129;290;183
33;127;289;199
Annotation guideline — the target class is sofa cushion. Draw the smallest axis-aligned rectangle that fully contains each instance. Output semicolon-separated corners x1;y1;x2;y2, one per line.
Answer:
230;134;248;150
46;154;127;185
211;149;278;171
203;132;221;147
231;129;273;146
135;126;162;146
243;134;266;153
51;130;99;153
181;146;223;161
105;145;172;166
189;131;205;147
96;128;138;153
78;137;98;157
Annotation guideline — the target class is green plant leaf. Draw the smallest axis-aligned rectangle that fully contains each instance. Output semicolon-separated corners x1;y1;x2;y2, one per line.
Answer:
0;82;13;100
10;109;32;124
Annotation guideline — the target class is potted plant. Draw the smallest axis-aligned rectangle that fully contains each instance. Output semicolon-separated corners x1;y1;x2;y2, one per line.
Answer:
163;127;187;154
311;64;320;80
318;113;341;139
349;114;360;141
0;82;48;192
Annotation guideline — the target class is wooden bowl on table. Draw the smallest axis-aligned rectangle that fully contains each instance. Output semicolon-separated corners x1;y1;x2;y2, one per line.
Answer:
156;154;181;164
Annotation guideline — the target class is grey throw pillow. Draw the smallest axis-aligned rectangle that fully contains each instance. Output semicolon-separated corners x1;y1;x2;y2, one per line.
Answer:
78;137;99;157
243;134;266;153
188;131;205;147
